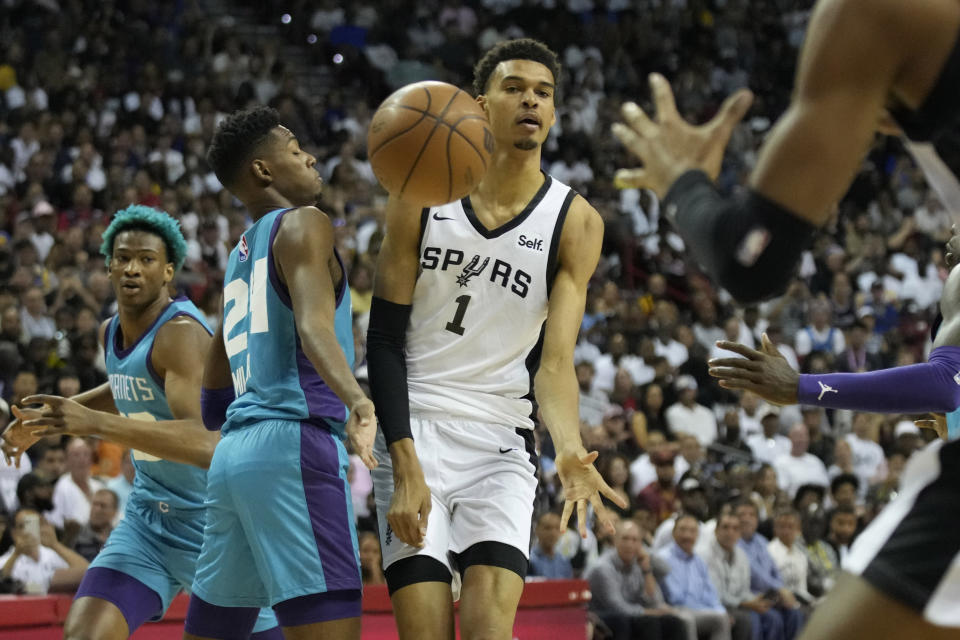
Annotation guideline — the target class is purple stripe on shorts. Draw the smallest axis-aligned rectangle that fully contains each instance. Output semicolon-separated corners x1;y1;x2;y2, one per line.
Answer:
300;423;361;591
273;589;362;627
183;594;259;639
75;567;163;633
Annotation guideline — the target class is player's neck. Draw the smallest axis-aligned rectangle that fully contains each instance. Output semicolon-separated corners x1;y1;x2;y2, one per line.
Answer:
473;148;544;210
241;189;301;222
117;295;172;348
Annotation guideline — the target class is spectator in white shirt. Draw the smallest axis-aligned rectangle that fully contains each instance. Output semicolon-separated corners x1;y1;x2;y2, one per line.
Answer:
666;375;717;447
794;301;845;359
47;438;106;535
774;424;830;498
737;391;768;439
844;413;888;490
592;332;648;393
747;408;791;465
0;508;88;594
20;286;56;342
629;432;689;496
577;361;610;428
767;510;814;605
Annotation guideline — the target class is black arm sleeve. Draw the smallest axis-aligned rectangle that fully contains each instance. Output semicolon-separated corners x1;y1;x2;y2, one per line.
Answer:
663;170;818;303
366;296;413;446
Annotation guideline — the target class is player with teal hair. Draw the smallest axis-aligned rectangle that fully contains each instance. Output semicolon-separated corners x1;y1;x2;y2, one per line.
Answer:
4;204;281;639
100;204;189;271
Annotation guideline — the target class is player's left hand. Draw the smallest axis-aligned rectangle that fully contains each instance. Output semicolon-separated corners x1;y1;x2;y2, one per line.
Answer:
709;333;799;405
2;406;44;467
555;449;626;538
611;74;753;198
915;413;948;441
346;398;378;470
19;395;98;437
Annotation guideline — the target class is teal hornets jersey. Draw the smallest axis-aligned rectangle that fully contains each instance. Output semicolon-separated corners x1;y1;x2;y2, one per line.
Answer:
222;207;354;437
104;298;212;511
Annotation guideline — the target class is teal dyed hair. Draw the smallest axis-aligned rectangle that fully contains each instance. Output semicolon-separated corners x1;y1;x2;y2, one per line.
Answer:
100;205;188;271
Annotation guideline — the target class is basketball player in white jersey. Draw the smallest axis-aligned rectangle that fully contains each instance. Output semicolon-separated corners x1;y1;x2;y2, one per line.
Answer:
613;0;960;637
366;38;626;640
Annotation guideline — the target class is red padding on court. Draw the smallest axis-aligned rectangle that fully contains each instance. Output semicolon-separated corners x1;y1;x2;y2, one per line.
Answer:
0;579;590;639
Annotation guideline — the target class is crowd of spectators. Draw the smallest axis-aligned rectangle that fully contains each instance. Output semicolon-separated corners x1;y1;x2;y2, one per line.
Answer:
0;0;954;637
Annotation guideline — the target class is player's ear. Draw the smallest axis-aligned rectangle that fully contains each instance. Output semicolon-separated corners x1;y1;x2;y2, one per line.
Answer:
476;94;488;115
251;158;273;185
163;262;174;284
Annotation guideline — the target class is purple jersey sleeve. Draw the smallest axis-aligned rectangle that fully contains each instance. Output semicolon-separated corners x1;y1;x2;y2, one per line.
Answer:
797;346;960;413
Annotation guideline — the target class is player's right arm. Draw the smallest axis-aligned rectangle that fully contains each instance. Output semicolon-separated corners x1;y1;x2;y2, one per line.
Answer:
367;195;432;547
274;206;378;470
613;0;959;302
20;317;221;468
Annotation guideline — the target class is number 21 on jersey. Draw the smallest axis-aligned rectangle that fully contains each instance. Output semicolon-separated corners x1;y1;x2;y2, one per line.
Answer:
223;257;269;395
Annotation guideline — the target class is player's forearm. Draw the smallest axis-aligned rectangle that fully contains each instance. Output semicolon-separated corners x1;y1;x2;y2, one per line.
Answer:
796;347;960;413
297;323;367;410
534;366;587;455
71;383;117;414
93;414;219;468
664;171;817;303
387;438;423;478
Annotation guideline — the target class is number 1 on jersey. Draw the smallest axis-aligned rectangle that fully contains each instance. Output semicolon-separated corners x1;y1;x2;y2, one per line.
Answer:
445;294;471;336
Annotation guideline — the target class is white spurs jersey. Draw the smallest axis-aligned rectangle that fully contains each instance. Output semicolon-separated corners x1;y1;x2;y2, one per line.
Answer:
406;174;576;430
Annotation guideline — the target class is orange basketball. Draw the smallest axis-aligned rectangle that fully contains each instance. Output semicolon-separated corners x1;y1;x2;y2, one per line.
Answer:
367;81;493;206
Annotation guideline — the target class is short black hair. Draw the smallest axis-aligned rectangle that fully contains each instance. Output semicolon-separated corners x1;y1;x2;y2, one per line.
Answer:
206;106;281;188
472;38;561;98
828;505;857;521
830;473;860;494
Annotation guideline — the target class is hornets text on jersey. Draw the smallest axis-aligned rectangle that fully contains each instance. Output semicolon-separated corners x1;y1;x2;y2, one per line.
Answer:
105;298;212;511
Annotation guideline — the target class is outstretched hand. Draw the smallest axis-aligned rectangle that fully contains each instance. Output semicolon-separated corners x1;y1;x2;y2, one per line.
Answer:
2;406;44;468
708;333;800;405
556;449;626;538
612;74;753;198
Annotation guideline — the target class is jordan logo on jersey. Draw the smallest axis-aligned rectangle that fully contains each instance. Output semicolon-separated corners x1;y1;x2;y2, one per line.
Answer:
456;254;490;287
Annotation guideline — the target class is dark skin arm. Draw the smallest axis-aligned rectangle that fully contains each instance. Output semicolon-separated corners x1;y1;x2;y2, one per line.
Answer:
709;234;960;405
613;0;960;224
21;316;221;468
274;206;377;469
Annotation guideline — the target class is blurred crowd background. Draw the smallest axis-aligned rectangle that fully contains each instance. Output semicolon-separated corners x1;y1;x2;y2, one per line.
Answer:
0;0;953;637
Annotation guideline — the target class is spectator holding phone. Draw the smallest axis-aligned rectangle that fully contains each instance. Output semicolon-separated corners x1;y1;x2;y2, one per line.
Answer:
0;508;88;594
704;511;804;640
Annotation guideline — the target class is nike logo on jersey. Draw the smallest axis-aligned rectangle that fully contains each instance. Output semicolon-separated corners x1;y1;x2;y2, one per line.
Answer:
421;246;531;298
817;381;838;400
499;447;517;454
954;371;960;385
433;213;455;221
518;233;544;252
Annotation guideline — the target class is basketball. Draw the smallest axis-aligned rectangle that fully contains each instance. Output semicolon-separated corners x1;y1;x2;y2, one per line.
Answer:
367;81;494;207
